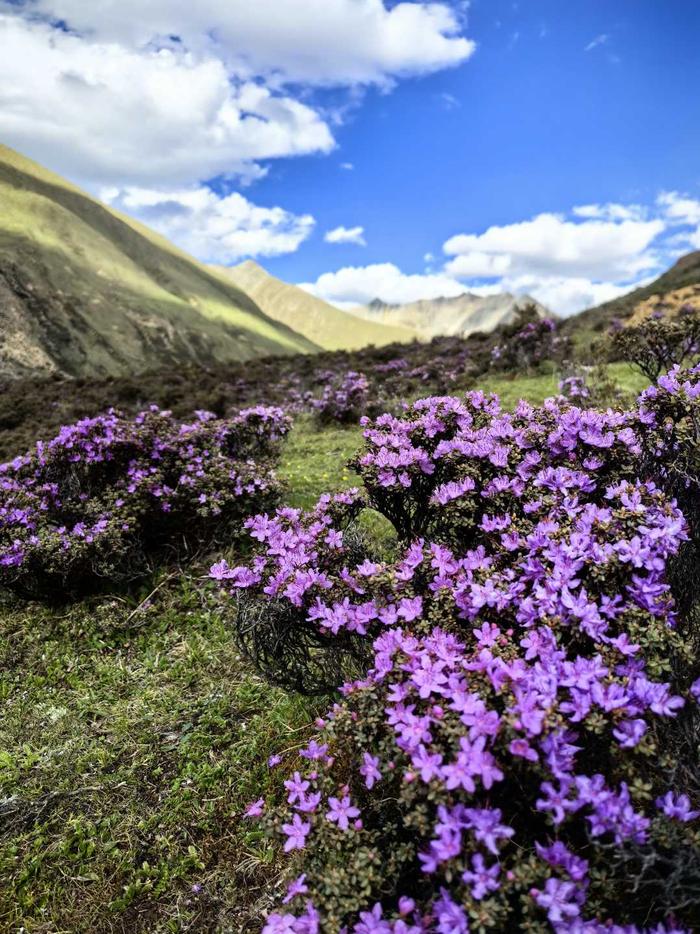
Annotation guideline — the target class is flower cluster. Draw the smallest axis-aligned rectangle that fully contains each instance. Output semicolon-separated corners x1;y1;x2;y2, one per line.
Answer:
490;312;570;373
351;391;639;542
0;405;290;598
312;371;371;425
213;382;700;933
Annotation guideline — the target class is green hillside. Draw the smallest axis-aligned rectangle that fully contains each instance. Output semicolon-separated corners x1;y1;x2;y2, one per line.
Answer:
563;250;700;343
215;260;417;351
0;144;317;378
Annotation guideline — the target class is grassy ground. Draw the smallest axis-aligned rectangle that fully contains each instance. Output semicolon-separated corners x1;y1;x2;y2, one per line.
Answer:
0;366;650;933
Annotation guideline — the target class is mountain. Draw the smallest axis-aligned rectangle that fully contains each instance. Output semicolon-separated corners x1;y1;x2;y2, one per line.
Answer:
564;251;700;338
214;260;416;351
348;292;551;340
0;144;316;380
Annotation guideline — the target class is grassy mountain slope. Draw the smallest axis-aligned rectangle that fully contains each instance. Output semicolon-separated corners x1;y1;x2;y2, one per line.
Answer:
563;251;700;341
0;145;317;378
215;260;417;351
349;292;550;339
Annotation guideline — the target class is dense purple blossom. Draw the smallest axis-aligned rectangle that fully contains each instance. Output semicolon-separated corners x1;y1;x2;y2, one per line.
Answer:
212;379;700;933
0;405;289;596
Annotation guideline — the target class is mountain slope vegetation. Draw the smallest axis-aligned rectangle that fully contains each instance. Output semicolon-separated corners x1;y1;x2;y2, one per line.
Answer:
564;250;700;339
215;260;417;351
0;145;317;379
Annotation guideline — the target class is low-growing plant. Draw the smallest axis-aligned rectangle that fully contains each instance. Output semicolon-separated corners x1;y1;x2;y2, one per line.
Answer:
611;310;700;384
491;308;570;374
313;371;371;425
0;405;290;599
212;380;700;933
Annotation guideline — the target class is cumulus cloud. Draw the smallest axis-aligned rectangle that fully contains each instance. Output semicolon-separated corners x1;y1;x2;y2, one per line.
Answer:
496;275;634;315
572;202;647;222
299;198;684;317
102;186;315;263
0;15;334;188
443;211;664;281
324;225;366;246
440;207;672;315
0;0;475;263
13;0;475;87
299;263;466;307
657;191;700;227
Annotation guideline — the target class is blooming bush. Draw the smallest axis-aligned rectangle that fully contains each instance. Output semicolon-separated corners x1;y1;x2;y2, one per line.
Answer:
635;363;700;618
351;392;639;542
313;371;371;425
490;309;570;374
0;405;290;599
213;383;700;933
611;310;700;384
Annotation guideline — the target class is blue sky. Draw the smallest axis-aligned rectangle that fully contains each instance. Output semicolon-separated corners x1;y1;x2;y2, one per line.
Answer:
1;0;700;313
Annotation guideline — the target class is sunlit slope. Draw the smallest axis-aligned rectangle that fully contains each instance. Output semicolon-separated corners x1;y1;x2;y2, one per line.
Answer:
0;144;317;378
348;293;550;339
563;250;700;343
216;260;417;351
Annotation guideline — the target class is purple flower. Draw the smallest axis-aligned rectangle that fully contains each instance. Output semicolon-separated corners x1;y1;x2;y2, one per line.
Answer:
244;798;264;818
281;814;311;852
283;874;308;904
656;791;700;822
533;877;581;923
462;853;500;899
326;795;360;831
359;753;382;789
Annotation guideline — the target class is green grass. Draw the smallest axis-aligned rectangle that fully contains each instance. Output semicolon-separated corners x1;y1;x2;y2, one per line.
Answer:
0;579;316;933
478;361;649;409
279;416;363;509
0;364;650;932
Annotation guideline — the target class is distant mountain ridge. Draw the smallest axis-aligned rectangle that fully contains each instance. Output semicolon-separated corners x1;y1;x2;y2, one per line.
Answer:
215;260;417;351
0;144;316;380
348;292;551;340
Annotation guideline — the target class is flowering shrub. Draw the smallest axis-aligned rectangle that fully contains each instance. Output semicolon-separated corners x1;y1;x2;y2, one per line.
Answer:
351;392;639;542
490;310;570;373
0;405;290;599
635;363;700;617
212;491;372;695
611;310;700;384
313;371;371;425
213;383;700;933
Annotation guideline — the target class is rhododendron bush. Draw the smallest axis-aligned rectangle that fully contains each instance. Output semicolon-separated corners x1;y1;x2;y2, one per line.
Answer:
213;374;700;933
0;405;290;598
313;370;371;425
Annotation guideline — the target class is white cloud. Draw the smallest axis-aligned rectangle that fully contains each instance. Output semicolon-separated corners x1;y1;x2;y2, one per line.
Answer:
299;263;465;306
440;92;460;110
0;14;334;188
7;0;475;87
498;275;634;315
573;202;646;222
584;34;609;52
443;212;664;281
340;162;355;171
657;191;700;226
0;1;474;191
656;192;700;250
440;207;670;315
102;186;315;263
324;225;366;246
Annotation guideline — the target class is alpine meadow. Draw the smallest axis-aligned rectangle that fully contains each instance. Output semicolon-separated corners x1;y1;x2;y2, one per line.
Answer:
1;3;700;934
